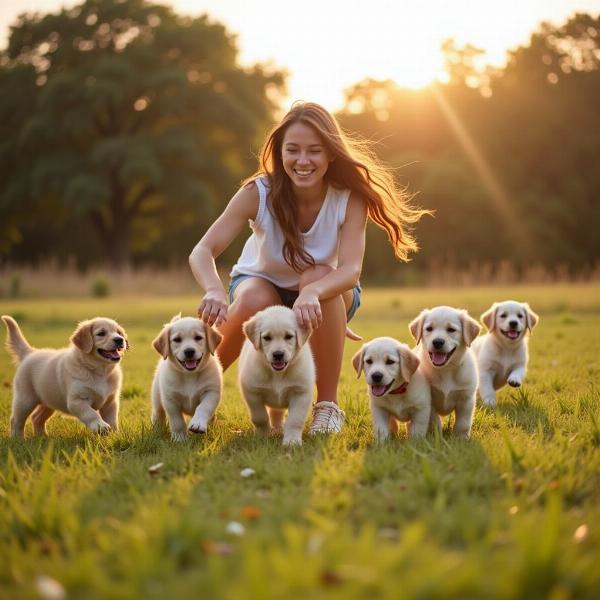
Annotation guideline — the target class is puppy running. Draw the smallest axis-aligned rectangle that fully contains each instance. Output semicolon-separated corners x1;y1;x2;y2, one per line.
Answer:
352;337;431;440
2;315;128;437
238;305;314;446
472;300;539;407
151;315;223;441
410;306;481;438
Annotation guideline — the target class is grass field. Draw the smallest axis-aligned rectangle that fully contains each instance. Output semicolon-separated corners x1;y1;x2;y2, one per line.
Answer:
1;284;599;599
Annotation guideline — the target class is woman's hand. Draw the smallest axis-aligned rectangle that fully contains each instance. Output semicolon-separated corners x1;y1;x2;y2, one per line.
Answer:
293;289;322;330
198;289;228;327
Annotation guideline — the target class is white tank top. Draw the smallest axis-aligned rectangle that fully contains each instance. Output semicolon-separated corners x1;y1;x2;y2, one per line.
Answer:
231;176;351;290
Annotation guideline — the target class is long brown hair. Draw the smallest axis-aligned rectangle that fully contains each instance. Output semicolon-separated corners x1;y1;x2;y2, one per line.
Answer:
247;101;429;272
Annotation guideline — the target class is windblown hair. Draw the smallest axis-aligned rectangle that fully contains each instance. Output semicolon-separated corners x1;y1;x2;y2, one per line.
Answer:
246;101;429;272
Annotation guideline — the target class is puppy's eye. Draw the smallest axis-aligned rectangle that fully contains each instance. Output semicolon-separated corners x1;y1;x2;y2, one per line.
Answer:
365;358;373;365
517;314;523;319
500;313;507;319
284;334;294;341
96;330;106;337
425;326;433;332
447;327;456;333
173;337;182;343
194;335;203;342
385;359;396;365
263;335;272;342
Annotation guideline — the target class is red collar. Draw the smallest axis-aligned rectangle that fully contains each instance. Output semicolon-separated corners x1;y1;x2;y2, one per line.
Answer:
389;381;408;395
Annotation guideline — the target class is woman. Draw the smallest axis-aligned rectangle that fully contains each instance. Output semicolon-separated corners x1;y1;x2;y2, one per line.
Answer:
189;101;427;433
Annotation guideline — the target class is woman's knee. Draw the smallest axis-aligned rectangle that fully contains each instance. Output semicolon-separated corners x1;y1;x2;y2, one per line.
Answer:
231;279;279;317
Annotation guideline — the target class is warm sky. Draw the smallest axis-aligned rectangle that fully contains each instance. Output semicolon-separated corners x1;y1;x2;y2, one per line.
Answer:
2;0;599;110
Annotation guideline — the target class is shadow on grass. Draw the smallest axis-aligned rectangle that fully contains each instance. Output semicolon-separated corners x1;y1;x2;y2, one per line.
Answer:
494;386;553;438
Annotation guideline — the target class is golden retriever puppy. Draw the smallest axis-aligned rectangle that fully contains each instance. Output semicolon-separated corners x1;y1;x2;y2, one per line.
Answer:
409;306;481;439
2;315;128;437
151;315;223;442
472;300;539;407
352;337;431;441
239;305;314;446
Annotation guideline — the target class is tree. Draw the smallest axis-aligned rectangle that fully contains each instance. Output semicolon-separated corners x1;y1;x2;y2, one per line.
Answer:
1;0;284;267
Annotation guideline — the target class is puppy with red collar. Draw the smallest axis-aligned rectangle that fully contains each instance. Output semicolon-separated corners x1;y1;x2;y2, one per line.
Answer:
352;337;431;441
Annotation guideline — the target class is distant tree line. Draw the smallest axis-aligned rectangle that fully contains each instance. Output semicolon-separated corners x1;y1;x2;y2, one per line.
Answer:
1;2;598;280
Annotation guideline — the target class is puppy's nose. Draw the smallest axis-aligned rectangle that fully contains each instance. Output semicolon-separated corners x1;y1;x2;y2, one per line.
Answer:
184;348;196;359
432;338;445;350
272;351;285;362
509;320;518;328
371;371;383;384
114;336;124;349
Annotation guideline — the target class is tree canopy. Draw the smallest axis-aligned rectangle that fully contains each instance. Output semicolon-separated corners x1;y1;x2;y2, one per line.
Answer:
0;0;284;267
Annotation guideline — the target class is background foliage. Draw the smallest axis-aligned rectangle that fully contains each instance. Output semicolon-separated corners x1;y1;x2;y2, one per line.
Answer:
0;2;598;280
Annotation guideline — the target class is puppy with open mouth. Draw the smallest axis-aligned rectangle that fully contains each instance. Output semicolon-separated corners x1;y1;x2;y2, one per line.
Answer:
238;305;314;445
151;315;223;441
472;300;539;407
409;306;481;438
352;337;431;440
2;315;128;437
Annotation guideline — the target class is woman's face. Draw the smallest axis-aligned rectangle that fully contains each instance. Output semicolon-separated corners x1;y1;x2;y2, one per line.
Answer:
281;121;331;192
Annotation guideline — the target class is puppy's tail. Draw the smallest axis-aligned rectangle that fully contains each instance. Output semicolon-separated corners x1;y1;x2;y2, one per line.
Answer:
2;315;34;364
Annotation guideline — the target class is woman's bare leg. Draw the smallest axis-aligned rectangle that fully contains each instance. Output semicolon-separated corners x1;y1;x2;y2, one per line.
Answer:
299;265;353;404
216;277;281;371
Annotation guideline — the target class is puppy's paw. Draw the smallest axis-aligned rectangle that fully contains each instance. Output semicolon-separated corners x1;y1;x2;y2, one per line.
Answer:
170;430;187;442
481;396;497;407
508;378;522;388
282;435;302;446
188;421;207;434
89;420;112;434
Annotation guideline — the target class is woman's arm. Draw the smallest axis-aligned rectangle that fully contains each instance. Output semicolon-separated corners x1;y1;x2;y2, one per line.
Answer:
293;192;367;328
189;183;259;326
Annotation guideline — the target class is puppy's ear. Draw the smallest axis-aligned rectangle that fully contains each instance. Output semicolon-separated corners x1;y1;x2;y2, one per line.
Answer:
460;311;481;347
351;345;365;378
71;320;94;353
205;325;223;355
409;310;427;344
398;344;420;383
152;326;170;359
481;304;497;332
242;315;261;350
523;303;539;333
295;325;311;350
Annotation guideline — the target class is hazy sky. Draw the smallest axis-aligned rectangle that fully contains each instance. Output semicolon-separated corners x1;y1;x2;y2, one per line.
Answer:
2;0;599;109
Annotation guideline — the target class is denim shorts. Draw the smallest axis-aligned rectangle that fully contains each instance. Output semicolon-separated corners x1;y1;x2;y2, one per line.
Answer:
228;274;361;322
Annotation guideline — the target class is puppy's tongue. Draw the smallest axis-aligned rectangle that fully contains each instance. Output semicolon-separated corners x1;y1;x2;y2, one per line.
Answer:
100;349;120;360
431;352;448;366
506;330;519;339
271;361;286;371
184;359;199;370
371;385;388;397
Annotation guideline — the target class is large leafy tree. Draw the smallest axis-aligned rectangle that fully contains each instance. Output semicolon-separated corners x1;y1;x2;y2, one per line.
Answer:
1;0;283;267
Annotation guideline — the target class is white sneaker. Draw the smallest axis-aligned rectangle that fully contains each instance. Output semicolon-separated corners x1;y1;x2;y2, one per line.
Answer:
309;401;345;434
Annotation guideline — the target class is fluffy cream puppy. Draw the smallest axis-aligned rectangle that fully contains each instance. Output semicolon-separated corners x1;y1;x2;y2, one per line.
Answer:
409;306;481;438
352;337;431;440
151;315;223;441
472;300;539;407
238;305;314;446
2;315;128;437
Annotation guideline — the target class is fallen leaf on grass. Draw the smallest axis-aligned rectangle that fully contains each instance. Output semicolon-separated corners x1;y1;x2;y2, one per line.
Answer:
226;521;245;536
240;505;262;520
201;540;235;556
320;569;343;586
240;468;255;478
148;462;164;476
36;575;65;600
574;524;588;543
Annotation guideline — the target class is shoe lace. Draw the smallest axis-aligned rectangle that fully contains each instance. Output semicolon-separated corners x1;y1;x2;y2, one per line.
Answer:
312;403;339;429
